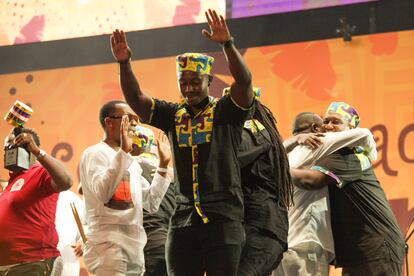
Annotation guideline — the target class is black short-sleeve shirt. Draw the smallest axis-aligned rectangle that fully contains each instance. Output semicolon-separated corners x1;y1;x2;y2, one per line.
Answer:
144;95;251;227
312;148;405;267
238;119;288;243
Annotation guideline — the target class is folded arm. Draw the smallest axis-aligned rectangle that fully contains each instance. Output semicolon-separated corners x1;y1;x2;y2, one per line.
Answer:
82;149;134;203
290;168;336;190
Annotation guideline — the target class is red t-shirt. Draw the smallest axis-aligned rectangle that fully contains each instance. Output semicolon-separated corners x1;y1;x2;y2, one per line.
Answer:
0;163;60;265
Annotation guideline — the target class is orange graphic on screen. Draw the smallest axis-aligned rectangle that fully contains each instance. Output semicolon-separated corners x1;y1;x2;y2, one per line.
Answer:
260;41;336;101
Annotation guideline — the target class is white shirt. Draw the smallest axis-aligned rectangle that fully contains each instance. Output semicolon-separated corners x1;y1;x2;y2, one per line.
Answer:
55;190;85;276
79;141;170;272
287;128;377;255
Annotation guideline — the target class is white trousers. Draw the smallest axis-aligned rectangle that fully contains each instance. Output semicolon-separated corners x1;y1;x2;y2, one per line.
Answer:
273;242;333;276
84;241;144;276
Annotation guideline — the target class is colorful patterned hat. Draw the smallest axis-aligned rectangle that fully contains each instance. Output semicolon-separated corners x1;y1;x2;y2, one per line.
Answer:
176;53;214;75
325;101;360;128
132;125;155;149
4;100;34;127
222;87;261;99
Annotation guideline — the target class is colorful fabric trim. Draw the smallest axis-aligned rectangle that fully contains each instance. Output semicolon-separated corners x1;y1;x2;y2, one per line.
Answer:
192;145;209;224
176;53;214;75
175;97;216;148
222;86;261;99
229;94;253;111
174;97;218;223
326;101;360;128
311;165;344;188
353;146;372;171
243;119;265;133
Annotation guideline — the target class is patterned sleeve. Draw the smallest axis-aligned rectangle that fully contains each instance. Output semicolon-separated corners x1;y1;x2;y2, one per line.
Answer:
311;150;363;189
140;98;178;133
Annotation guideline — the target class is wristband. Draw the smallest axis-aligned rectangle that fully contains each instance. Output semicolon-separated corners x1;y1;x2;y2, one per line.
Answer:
118;58;131;64
156;167;168;173
221;37;234;49
36;149;46;160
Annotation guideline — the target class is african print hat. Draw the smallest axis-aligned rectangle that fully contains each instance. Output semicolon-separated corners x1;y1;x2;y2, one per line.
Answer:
325;102;360;128
176;53;214;75
132;125;155;149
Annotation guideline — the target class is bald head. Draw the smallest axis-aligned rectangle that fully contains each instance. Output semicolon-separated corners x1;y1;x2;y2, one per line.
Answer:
292;112;323;135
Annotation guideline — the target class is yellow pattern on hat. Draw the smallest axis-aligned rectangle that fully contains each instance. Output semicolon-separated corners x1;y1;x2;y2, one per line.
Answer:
176;53;214;75
326;101;360;128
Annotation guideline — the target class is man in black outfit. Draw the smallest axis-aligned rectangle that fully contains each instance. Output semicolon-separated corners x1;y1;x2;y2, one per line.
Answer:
111;9;254;276
236;88;293;276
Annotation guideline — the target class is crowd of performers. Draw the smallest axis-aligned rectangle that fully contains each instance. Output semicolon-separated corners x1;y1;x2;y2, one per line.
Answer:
0;9;405;276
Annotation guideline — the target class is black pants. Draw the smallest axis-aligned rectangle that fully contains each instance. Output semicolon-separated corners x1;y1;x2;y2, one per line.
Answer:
144;228;168;276
166;220;245;276
239;225;287;276
342;260;402;276
0;258;55;276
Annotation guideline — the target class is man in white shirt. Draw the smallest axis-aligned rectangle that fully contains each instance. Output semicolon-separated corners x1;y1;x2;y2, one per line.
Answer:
54;190;85;276
79;100;171;276
273;110;376;276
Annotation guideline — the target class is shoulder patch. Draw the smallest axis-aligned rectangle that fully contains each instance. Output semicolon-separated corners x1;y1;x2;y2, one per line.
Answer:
10;178;25;192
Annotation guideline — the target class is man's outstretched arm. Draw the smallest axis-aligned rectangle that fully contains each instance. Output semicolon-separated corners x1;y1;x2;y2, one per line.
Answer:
202;9;254;109
283;133;325;153
111;29;153;122
290;168;336;190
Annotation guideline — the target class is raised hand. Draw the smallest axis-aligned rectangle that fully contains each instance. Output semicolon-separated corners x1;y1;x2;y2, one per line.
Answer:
120;115;133;153
14;132;41;157
202;9;231;44
156;132;171;168
111;29;131;63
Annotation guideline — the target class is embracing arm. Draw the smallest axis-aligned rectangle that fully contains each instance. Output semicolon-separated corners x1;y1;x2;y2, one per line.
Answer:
315;128;377;162
290;168;336;190
283;133;325;153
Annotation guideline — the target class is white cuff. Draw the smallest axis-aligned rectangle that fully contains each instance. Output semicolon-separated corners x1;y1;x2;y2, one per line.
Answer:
156;167;169;173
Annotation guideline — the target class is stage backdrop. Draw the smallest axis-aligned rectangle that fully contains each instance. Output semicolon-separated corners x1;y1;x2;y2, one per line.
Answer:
0;29;413;274
1;0;375;46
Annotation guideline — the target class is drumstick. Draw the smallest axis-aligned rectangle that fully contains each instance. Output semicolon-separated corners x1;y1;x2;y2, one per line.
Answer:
70;202;87;243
